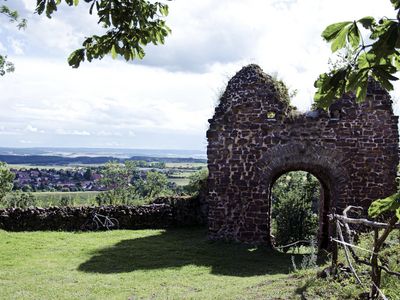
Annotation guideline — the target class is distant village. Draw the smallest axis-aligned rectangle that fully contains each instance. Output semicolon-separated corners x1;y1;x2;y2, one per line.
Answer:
11;162;169;192
12;168;106;192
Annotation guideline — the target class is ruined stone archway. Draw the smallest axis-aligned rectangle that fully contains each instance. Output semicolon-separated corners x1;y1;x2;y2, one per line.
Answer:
206;65;399;247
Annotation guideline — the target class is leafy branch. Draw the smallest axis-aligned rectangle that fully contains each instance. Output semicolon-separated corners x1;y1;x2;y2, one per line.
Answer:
314;0;400;108
35;0;171;68
0;0;27;76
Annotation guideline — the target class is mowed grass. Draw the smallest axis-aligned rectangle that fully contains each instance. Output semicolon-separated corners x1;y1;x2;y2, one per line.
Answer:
32;191;100;207
168;177;190;186
0;228;311;300
165;162;206;169
3;191;100;208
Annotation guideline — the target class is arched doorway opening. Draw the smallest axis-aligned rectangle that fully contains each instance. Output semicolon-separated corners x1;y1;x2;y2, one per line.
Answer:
268;169;332;250
270;170;329;251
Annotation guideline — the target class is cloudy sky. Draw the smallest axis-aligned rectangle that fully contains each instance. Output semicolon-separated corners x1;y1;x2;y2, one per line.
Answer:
0;0;398;150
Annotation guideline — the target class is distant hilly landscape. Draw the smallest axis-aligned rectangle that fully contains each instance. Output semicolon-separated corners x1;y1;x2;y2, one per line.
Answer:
0;147;206;165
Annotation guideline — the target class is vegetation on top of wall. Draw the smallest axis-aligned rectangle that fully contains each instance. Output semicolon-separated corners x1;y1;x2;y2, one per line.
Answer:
270;73;298;112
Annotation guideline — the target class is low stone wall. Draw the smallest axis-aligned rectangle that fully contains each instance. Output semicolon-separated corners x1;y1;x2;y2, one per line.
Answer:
0;196;205;231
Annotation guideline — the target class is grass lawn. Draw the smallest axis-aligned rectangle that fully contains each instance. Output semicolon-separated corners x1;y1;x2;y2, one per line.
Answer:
168;177;190;186
0;228;313;300
165;163;206;169
3;191;100;208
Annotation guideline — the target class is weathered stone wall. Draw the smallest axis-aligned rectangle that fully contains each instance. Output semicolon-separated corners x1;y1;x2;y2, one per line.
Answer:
207;64;399;247
0;196;205;231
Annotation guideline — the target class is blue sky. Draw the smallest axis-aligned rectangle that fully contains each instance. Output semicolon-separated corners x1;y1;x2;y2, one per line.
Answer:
0;0;397;150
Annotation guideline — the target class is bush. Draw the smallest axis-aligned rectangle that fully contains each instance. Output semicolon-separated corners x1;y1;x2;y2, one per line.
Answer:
184;169;208;195
272;171;319;249
6;191;36;208
59;196;74;207
0;162;14;207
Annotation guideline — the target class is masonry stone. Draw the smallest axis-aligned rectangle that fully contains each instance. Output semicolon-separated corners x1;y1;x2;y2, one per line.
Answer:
206;64;399;248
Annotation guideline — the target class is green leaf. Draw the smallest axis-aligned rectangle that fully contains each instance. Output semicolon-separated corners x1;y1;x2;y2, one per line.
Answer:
357;16;376;29
355;79;368;102
346;69;369;94
391;0;400;9
357;52;375;69
111;44;117;59
368;193;400;218
348;22;360;48
322;21;351;41
73;0;79;6
67;48;85;68
396;207;400;220
159;4;169;16
394;54;400;70
371;65;398;91
331;25;350;52
313;69;348;108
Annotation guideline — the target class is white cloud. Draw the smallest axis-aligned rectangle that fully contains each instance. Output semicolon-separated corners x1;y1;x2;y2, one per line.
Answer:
0;41;6;52
19;140;34;144
56;129;91;136
0;0;398;149
10;38;24;55
25;124;38;132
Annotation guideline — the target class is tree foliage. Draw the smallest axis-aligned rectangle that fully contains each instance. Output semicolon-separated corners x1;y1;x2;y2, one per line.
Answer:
0;162;14;204
272;171;319;249
0;1;27;76
35;0;171;68
134;170;170;199
5;191;36;208
184;169;208;196
95;160;171;205
96;160;138;205
369;192;400;220
314;0;400;108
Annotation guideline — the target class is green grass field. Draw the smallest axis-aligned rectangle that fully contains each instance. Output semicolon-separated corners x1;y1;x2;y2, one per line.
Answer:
1;228;398;299
168;177;190;186
165;162;207;169
3;191;100;208
0;228;314;300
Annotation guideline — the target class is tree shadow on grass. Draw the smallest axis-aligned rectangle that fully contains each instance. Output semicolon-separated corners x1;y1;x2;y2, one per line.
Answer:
78;228;313;277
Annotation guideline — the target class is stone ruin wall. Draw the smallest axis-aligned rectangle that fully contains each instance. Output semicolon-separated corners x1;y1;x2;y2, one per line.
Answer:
206;64;399;247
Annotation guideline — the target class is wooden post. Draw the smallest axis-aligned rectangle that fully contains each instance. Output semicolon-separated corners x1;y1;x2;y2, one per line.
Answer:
370;229;381;299
331;218;338;272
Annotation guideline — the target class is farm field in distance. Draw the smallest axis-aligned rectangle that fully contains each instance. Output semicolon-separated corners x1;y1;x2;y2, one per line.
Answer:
8;161;206;186
3;161;207;208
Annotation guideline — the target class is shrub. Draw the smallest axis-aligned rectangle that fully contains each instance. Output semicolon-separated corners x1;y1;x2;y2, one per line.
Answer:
272;171;319;250
184;169;208;195
59;196;74;207
0;162;14;206
6;191;36;208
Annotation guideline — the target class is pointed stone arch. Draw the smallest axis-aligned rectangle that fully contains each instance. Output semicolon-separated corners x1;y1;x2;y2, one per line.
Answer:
206;64;399;247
